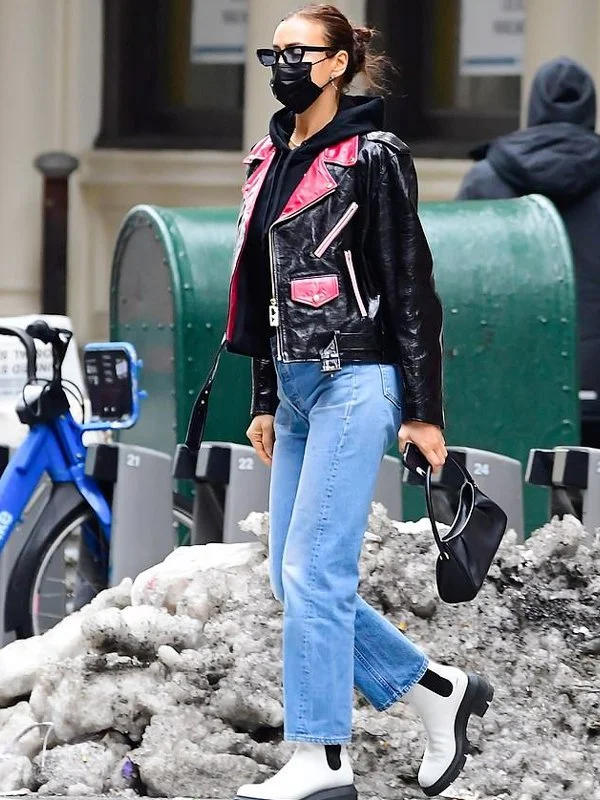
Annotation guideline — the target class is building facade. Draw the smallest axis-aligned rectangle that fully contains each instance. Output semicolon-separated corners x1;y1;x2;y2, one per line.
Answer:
1;0;599;342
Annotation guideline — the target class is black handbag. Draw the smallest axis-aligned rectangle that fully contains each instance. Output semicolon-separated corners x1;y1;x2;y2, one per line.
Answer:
403;444;508;604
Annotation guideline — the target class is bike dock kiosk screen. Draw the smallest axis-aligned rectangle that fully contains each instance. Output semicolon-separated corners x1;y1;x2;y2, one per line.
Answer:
84;348;133;422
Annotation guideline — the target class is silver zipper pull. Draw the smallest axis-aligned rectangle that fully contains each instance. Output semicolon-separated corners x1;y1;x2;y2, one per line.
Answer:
269;299;279;327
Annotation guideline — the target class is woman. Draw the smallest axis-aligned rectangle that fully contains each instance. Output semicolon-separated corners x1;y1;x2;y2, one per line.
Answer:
224;5;493;799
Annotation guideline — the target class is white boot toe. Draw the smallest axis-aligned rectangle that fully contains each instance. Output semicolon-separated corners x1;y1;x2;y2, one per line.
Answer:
234;743;356;800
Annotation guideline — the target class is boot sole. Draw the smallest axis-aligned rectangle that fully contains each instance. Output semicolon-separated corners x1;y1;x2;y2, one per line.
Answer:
421;673;494;797
236;785;357;800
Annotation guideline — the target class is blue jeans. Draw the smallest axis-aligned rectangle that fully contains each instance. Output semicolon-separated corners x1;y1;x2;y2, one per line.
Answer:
267;337;428;745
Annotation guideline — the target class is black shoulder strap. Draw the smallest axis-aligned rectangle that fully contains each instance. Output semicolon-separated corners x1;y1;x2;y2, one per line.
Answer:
183;331;227;451
173;332;227;479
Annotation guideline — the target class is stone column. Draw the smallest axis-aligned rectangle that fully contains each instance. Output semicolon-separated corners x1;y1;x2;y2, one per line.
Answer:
523;0;600;126
0;0;63;315
0;0;100;326
244;0;367;151
61;0;104;341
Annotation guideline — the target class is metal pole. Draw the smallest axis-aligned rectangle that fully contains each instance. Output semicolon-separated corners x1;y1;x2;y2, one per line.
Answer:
33;152;79;315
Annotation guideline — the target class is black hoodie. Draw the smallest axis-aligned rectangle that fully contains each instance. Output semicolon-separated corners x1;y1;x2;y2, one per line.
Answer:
486;58;600;204
456;57;600;420
239;95;384;353
459;57;600;205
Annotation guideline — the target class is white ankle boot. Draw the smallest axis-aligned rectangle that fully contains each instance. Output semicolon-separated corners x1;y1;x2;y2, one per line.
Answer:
405;661;494;797
235;743;356;800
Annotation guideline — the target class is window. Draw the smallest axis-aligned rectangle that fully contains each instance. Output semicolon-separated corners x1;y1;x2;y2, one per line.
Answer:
367;0;522;158
97;0;246;150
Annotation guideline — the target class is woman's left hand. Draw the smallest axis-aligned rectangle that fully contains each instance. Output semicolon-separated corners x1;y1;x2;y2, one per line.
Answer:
398;421;447;474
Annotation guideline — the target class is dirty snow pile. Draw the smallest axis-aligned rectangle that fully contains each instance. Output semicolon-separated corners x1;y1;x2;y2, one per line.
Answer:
0;507;599;800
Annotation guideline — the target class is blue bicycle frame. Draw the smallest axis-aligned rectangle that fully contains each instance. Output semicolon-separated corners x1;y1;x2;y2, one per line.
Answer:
0;412;112;555
0;340;142;557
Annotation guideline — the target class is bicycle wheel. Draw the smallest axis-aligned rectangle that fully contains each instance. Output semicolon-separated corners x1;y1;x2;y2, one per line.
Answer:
14;493;194;639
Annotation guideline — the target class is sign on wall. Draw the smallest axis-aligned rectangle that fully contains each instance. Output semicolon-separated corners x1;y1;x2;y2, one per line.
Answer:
190;0;248;64
460;0;525;76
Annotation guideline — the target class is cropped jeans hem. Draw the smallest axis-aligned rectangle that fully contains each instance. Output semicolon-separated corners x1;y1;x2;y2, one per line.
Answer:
284;733;353;745
376;655;429;712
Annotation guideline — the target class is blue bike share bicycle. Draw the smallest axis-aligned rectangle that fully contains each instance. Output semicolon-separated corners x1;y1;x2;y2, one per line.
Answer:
0;320;192;639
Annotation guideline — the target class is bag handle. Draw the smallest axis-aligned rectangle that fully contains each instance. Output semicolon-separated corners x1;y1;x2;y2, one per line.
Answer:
424;454;476;558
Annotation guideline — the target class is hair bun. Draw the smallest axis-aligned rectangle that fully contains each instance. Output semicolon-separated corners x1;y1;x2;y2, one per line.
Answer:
352;25;374;71
353;26;375;46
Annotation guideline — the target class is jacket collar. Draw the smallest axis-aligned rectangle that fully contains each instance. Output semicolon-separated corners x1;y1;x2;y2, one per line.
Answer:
243;135;359;222
242;135;275;164
243;134;359;167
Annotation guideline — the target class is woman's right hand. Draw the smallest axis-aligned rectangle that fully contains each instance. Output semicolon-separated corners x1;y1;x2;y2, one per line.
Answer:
246;414;275;467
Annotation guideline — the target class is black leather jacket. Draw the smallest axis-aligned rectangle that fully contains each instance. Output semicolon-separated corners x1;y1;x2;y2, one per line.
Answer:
225;130;445;428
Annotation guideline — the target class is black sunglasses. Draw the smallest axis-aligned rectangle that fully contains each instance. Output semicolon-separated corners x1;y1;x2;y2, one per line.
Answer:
256;45;334;67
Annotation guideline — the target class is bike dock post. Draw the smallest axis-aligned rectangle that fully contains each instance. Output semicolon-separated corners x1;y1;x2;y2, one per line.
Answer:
85;443;174;585
526;446;600;538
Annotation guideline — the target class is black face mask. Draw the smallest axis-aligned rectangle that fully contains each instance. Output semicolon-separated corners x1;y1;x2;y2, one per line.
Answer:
270;61;333;114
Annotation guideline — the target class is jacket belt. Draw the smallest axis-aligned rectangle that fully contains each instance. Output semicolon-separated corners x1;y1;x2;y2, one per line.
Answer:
316;330;383;372
334;331;381;352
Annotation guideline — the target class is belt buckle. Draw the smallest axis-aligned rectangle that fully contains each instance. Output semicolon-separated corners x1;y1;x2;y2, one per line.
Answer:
319;333;341;373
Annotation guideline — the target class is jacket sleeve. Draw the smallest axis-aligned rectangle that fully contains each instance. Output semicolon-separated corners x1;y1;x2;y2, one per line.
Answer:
244;149;279;419
250;357;279;417
368;144;445;428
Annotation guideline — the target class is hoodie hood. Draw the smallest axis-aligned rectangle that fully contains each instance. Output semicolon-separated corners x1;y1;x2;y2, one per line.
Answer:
487;59;600;204
269;94;384;155
256;94;384;233
527;57;596;129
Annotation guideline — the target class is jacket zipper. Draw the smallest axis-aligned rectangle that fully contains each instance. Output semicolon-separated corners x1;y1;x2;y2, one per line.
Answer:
268;187;337;361
344;250;368;318
313;201;359;258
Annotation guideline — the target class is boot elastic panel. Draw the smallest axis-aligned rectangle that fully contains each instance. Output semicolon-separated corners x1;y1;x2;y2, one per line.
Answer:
419;668;453;697
325;745;342;770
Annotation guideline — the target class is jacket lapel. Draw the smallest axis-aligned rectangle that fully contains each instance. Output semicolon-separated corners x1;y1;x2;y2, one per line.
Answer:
227;143;276;331
241;146;277;217
276;134;359;223
230;144;277;273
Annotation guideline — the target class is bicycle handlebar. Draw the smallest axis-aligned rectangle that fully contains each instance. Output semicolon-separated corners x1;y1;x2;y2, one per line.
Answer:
0;321;73;386
26;320;57;345
0;326;37;382
25;321;72;385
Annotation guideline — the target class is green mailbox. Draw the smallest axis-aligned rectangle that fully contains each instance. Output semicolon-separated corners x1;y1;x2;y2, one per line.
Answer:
110;196;578;533
110;205;250;457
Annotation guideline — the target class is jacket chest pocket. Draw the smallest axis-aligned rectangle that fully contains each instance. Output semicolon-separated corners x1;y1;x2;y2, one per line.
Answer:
313;202;359;258
290;275;340;308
